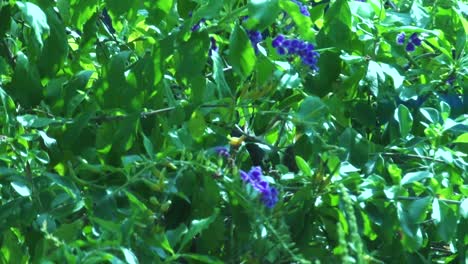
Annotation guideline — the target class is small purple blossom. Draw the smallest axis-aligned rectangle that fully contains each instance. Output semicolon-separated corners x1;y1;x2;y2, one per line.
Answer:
409;33;422;46
277;47;287;55
248;30;263;54
240;166;279;208
397;32;421;52
209;37;218;56
405;42;415;52
272;35;285;48
214;146;230;158
446;75;456;86
191;18;206;32
396;32;405;45
261;187;278;208
291;0;310;16
272;35;319;71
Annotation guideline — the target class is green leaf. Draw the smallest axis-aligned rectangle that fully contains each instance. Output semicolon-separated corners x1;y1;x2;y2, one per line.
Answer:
9;52;43;107
38;8;69;77
188;110;207;140
107;0;139;17
145;0;174;24
0;230;28;263
432;199;458;241
11;181;31;197
349;0;375;20
410;0;430;28
365;61;385;96
38;131;57;148
246;0;280;30
16;115;62;128
228;24;256;78
295;156;312;176
400;171;433;186
179;208;219;251
316;0;352;48
407;196;432;223
379;63;404;89
0;87;16;127
101;51;134;110
338;128;370;166
454;133;468;143
121;248;139;264
397;201;424;251
387;163;402;184
16;2;49;49
296;96;328;124
142;133;154;158
177;33;209;82
154;233;175;256
179;253;223;264
419;107;440;124
191;0;224;21
339;161;360;175
460;199;468;219
280;0;314;40
211;51;232;98
394;104;413;138
0;5;11;37
440;101;451;120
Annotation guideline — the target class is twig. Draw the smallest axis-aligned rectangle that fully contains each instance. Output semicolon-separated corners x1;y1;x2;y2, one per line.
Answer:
91;106;176;123
395;196;462;205
380;152;446;163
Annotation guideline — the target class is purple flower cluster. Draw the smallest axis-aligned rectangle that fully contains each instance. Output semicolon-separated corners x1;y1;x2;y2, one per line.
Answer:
191;18;206;32
248;30;263;54
240;166;279;208
272;34;319;71
291;0;310;16
396;32;422;52
214;146;229;158
209;37;218;56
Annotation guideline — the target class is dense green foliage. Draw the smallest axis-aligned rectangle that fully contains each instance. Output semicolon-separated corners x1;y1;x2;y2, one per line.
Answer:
0;0;467;263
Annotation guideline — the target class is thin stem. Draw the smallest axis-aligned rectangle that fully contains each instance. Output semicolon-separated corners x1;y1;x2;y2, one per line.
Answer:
396;196;462;205
380;152;445;163
92;107;176;123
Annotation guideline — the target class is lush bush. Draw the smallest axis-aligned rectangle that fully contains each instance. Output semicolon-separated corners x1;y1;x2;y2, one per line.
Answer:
0;0;467;263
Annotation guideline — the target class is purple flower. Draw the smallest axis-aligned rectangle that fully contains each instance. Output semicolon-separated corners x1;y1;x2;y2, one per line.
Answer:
272;35;284;48
191;18;206;32
214;146;230;158
397;32;421;52
249;166;263;182
396;32;405;45
282;39;292;48
209;37;218;55
290;39;300;48
239;166;279;208
240;170;249;181
248;31;263;43
261;187;278;208
248;30;263;54
446;75;456;86
272;35;319;70
277;47;287;55
405;42;415;52
409;33;422;46
291;0;310;16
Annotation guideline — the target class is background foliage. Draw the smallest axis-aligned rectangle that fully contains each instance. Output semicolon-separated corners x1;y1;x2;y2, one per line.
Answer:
0;0;467;263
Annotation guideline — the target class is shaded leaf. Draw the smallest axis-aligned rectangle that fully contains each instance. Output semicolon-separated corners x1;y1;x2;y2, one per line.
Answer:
16;2;49;48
